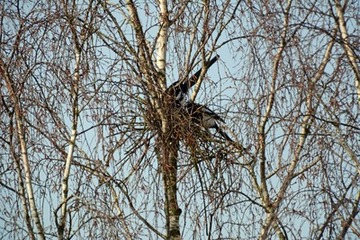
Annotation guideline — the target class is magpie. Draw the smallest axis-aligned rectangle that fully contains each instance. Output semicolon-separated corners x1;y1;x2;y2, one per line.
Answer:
167;55;220;105
185;101;233;142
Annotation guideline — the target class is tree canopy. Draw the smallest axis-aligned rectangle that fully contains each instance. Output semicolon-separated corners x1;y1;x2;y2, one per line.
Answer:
0;0;359;239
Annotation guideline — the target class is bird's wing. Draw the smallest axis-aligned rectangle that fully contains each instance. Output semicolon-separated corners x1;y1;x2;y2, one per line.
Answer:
185;102;225;123
185;101;234;142
166;80;187;105
201;105;225;123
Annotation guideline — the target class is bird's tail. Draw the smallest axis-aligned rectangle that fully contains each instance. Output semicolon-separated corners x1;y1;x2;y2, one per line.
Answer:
214;125;234;142
216;126;247;154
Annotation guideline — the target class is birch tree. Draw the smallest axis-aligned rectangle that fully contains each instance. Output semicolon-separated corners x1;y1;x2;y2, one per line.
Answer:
0;0;359;239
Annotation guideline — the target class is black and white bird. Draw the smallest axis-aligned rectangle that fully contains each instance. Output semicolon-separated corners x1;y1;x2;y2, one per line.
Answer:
167;55;220;106
185;101;233;142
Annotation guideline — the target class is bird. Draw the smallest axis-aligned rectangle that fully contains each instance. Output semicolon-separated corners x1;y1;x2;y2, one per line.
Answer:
166;55;220;106
184;101;233;142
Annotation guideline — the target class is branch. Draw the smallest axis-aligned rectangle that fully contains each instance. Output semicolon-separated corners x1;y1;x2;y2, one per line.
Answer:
0;44;45;240
57;6;82;238
337;191;360;239
156;0;170;90
190;54;220;101
334;0;360;105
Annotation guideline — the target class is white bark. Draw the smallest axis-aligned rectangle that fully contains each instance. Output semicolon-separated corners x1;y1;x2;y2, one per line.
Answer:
156;0;169;90
334;0;360;104
0;59;45;240
57;12;81;238
259;9;338;239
